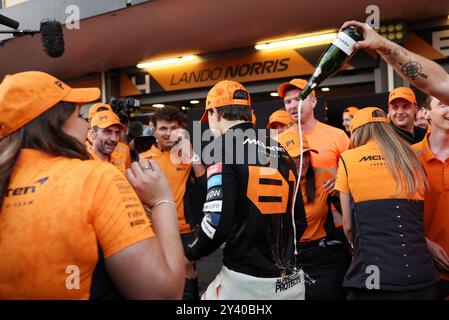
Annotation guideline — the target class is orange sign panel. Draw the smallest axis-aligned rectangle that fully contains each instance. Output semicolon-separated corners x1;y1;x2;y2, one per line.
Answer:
144;50;315;91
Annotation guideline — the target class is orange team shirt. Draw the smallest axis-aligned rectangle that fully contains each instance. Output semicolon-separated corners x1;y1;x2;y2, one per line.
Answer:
412;133;449;281
335;140;424;202
0;149;154;299
112;142;132;171
300;171;329;242
140;145;192;234
85;141;129;174
281;122;350;177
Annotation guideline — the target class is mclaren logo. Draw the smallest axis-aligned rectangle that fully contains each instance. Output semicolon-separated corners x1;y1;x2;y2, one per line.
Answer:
243;138;285;152
5;177;49;197
359;155;385;162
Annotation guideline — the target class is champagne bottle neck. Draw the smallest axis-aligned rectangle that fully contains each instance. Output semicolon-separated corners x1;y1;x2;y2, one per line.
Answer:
299;81;316;101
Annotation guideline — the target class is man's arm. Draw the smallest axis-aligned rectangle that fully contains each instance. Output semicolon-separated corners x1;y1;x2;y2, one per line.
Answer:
341;20;449;105
185;164;238;261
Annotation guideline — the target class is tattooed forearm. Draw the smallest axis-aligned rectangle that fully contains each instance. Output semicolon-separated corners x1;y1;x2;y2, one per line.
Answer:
392;46;408;57
399;60;429;80
377;38;392;55
378;46;392;55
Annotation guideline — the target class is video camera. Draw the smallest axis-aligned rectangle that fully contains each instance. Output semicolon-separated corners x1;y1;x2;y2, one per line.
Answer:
108;97;141;125
127;121;156;161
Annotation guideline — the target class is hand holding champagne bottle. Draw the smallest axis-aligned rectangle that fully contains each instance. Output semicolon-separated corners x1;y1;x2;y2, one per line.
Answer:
299;26;363;101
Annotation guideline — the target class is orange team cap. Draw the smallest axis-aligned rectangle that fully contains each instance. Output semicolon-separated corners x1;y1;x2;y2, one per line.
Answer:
350;107;389;134
388;87;417;104
278;130;318;158
343;106;359;118
88;103;113;122
200;80;251;122
0;71;100;139
277;78;315;98
91;110;126;131
267;109;292;128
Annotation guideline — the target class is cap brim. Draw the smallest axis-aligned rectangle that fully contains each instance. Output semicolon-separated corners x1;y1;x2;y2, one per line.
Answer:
97;121;125;131
288;147;319;158
389;96;416;104
306;148;319;154
277;82;290;98
63;87;101;103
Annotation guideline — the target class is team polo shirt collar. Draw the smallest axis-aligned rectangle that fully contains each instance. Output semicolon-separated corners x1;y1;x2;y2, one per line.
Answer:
420;132;437;163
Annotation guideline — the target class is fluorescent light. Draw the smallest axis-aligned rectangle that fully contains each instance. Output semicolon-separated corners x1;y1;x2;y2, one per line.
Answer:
190;100;200;104
137;55;198;69
321;87;330;92
270;92;279;97
255;31;338;51
152;104;165;108
181;106;187;110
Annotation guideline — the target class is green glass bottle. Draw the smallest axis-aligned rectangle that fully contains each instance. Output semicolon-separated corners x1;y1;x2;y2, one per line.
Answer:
299;27;363;100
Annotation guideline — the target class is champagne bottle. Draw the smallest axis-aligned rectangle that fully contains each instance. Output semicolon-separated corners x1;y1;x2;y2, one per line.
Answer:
299;27;363;100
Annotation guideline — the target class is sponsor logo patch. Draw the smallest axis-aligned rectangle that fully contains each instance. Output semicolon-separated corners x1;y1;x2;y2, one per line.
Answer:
206;187;222;202
201;218;216;239
207;174;222;189
205;212;221;227
207;163;223;178
203;200;223;213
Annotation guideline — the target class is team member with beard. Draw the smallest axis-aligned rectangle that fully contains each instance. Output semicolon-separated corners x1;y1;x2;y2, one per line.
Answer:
87;103;132;171
88;110;127;173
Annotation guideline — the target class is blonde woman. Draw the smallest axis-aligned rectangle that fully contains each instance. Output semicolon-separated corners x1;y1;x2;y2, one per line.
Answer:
335;107;438;300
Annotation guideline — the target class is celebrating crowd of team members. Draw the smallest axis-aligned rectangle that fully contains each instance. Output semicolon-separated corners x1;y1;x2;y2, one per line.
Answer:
0;20;448;300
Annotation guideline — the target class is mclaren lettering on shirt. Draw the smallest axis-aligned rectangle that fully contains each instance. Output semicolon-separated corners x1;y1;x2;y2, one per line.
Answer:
358;154;386;167
5;177;49;197
358;154;385;162
201;129;286;166
4;177;49;209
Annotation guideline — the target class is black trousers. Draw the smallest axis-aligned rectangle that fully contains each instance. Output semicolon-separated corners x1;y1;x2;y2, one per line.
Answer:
347;286;438;300
181;232;200;300
297;243;351;300
438;279;449;300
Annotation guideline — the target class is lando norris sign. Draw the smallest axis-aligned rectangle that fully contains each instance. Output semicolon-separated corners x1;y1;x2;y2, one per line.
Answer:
142;50;315;91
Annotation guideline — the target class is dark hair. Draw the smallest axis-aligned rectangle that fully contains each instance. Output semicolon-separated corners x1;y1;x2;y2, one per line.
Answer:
0;102;90;207
153;105;186;127
304;160;316;203
209;105;252;122
420;95;434;111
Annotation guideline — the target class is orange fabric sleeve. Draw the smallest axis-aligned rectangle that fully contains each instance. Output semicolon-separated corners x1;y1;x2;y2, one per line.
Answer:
335;157;350;194
89;167;155;258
